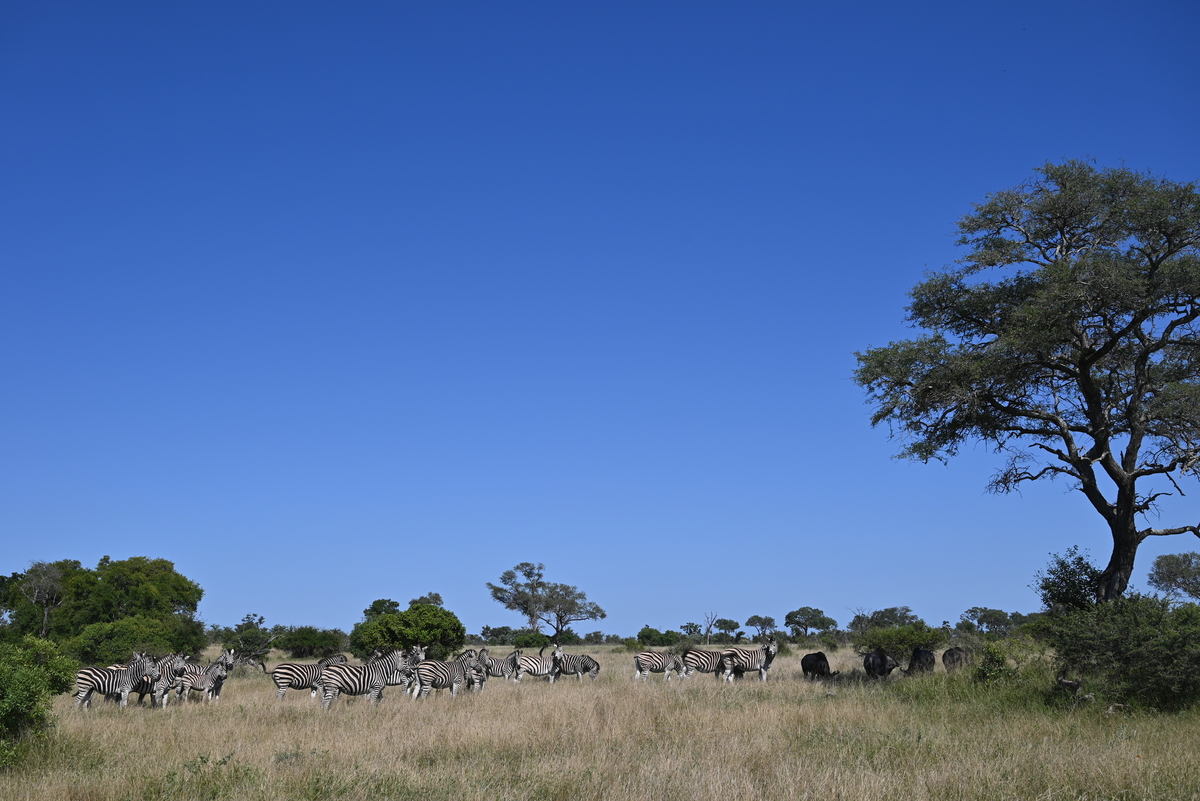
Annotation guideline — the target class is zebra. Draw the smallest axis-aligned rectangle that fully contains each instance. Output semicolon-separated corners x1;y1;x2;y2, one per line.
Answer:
75;652;161;709
720;636;778;682
320;649;411;710
680;646;726;680
552;644;600;681
513;646;559;683
175;649;236;702
134;653;190;707
480;648;521;681
268;661;330;700
176;661;228;702
633;650;684;681
411;649;481;699
264;653;353;700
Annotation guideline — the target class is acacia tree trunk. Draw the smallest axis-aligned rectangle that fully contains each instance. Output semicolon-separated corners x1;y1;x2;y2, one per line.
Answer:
1099;512;1143;601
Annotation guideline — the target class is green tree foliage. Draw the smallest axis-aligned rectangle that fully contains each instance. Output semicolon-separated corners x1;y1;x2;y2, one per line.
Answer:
637;626;682;646
1147;552;1200;600
680;622;702;638
479;625;516;645
959;608;1014;638
744;616;776;639
849;606;921;634
784;607;837;638
0;636;77;768
67;615;205;666
1035;547;1104;611
1033;593;1200;710
362;599;401;622
485;562;606;639
855;161;1200;600
408;592;443;607
512;631;551;649
712;618;739;636
63;556;203;630
274;626;346;659
853;622;947;658
348;603;465;661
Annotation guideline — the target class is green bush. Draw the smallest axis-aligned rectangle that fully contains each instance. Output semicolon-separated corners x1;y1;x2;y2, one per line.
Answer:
0;636;77;769
66;615;205;666
274;627;345;659
1031;593;1200;710
348;605;465;661
852;622;946;658
512;631;551;650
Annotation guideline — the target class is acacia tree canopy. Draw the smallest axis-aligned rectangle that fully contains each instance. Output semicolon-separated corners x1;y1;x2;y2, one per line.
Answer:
485;562;606;639
855;161;1200;600
1147;552;1200;600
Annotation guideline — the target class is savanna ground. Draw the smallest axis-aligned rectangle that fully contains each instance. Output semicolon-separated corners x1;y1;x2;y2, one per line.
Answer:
5;646;1200;801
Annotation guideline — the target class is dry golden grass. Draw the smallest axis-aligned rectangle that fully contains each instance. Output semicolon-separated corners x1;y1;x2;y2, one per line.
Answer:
5;645;1200;800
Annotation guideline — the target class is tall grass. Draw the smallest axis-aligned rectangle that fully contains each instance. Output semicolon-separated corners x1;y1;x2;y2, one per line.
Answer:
4;646;1200;800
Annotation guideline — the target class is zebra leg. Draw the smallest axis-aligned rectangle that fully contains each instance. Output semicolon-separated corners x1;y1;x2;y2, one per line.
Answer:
321;688;339;711
75;687;93;709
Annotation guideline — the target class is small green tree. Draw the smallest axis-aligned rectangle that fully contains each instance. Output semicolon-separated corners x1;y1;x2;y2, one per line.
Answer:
849;607;921;634
349;604;465;660
853;622;946;658
744;616;776;639
784;607;837;638
0;636;77;768
67;615;206;666
1034;547;1103;611
1147;552;1200;600
275;627;346;659
362;599;401;622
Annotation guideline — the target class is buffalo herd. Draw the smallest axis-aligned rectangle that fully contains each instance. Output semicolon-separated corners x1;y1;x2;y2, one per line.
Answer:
798;646;974;681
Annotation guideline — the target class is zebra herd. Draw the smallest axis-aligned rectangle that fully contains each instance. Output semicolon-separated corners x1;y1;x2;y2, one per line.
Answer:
74;649;238;709
73;637;780;711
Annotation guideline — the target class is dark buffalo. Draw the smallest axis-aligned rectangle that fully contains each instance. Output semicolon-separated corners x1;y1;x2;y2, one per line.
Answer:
863;648;899;679
905;648;936;675
800;651;839;680
942;646;972;673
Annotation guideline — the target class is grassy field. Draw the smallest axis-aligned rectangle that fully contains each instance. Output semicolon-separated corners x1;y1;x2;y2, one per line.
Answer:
5;646;1200;801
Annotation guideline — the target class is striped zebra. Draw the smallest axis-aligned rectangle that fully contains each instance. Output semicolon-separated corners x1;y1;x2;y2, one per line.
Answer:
513;646;559;683
134;653;190;707
680;646;726;680
320;648;411;710
265;653;353;700
720;636;778;682
176;661;228;702
75;652;161;709
552;644;600;681
175;649;237;702
411;649;482;699
480;648;521;681
633;650;684;681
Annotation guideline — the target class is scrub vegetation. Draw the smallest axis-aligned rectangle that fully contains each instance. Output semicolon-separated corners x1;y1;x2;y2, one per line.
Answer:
4;646;1200;801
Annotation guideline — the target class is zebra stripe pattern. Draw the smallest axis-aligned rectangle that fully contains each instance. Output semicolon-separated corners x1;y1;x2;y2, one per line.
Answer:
177;661;228;702
513;647;559;683
269;662;328;700
552;644;600;681
134;653;189;707
320;649;410;710
412;649;480;699
680;647;725;680
720;637;778;682
75;652;161;709
633;651;684;681
480;648;521;680
318;654;348;667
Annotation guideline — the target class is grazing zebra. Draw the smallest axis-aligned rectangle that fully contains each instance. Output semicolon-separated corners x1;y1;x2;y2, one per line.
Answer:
176;661;228;702
320;649;411;710
720;636;778;682
480;648;521;681
513;646;559;683
680;646;726;680
411;649;481;700
634;650;684;681
268;661;330;700
552;644;600;681
75;652;161;709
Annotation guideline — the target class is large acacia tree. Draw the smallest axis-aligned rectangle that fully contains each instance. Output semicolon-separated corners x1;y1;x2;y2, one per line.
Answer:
855;161;1200;600
486;562;606;640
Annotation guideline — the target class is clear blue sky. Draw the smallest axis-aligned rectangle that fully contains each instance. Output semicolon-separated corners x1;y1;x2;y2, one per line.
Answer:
3;1;1198;637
